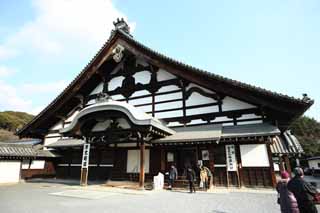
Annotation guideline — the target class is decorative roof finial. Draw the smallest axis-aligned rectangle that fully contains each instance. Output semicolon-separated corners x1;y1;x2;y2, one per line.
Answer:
113;18;130;35
302;93;311;102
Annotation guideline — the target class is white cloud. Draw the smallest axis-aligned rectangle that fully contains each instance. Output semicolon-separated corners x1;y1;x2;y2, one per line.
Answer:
0;66;15;77
0;0;134;115
0;80;32;112
0;79;68;115
1;0;135;58
21;80;67;94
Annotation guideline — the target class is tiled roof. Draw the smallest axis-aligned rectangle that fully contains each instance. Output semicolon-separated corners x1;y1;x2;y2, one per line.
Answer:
153;123;280;144
46;138;85;148
17;29;313;137
0;143;58;158
270;131;304;155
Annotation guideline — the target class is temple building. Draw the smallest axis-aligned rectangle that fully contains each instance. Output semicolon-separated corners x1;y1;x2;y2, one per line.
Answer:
16;19;313;188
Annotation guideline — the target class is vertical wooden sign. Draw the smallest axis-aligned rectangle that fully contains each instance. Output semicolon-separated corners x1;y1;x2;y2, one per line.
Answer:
80;143;90;186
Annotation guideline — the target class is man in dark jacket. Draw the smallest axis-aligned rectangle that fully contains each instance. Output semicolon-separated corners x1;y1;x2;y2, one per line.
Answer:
186;167;196;193
287;167;318;213
168;165;178;190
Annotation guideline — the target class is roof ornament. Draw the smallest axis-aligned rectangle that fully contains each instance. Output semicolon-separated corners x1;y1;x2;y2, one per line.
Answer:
113;18;130;35
95;92;112;103
302;93;311;103
112;44;125;63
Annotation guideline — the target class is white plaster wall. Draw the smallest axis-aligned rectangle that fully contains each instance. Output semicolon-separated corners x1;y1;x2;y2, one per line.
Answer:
129;97;152;106
308;159;320;169
155;92;182;102
126;149;150;173
30;160;45;169
240;144;270;167
222;96;256;111
157;69;176;81
135;105;152;113
155;101;182;111
111;94;125;100
108;76;125;91
186;92;216;106
0;161;21;183
133;71;151;84
157;85;180;93
131;90;150;98
155;110;183;119
186;106;219;116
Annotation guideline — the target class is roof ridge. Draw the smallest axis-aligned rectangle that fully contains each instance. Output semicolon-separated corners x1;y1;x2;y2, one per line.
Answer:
117;30;312;105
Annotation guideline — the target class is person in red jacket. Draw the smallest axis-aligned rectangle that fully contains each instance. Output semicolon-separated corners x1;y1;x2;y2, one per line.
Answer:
276;171;299;213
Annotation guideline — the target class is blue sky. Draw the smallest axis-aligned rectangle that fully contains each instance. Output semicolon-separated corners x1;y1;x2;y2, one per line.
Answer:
0;0;319;121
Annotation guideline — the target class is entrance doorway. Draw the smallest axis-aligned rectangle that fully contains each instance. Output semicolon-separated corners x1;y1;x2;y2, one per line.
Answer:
177;148;197;176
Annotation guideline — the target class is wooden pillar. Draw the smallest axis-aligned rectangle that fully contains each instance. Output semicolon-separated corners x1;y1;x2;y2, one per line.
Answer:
284;155;292;177
160;148;166;172
235;145;243;188
80;143;90;186
139;140;145;189
266;144;276;188
279;155;285;172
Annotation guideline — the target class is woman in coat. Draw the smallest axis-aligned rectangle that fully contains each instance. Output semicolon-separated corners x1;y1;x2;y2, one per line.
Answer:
276;171;299;213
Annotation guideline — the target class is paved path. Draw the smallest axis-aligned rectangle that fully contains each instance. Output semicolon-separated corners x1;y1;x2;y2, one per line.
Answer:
0;181;318;213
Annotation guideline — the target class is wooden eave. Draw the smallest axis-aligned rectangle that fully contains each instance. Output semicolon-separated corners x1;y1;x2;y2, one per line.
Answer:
17;30;313;138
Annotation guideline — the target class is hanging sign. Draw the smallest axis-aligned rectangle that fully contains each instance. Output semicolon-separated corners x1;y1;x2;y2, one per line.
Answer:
225;144;237;171
81;143;90;169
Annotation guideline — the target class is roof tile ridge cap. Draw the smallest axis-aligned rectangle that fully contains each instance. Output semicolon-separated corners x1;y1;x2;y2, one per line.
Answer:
18;31;120;135
119;30;310;104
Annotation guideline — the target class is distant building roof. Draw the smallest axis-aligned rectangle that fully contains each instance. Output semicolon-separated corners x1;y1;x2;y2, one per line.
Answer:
0;143;59;158
0;138;42;145
270;131;304;155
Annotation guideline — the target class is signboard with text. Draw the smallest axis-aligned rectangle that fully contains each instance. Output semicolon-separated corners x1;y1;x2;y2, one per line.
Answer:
81;143;90;169
225;144;237;171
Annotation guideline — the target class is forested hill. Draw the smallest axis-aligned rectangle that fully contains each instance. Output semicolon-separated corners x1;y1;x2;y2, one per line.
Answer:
0;111;34;141
290;116;320;157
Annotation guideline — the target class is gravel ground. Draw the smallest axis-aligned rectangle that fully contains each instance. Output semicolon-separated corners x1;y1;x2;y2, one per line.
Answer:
0;181;318;213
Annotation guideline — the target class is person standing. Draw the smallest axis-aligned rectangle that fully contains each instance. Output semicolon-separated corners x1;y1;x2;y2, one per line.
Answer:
276;171;299;213
168;165;178;190
200;166;209;190
287;167;318;213
187;167;196;193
